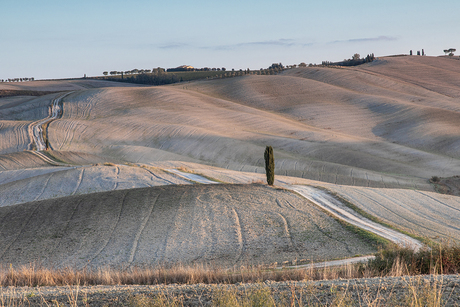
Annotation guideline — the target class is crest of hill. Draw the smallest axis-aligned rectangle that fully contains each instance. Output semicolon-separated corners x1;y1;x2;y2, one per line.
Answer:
1;56;459;190
0;79;140;92
0;184;377;269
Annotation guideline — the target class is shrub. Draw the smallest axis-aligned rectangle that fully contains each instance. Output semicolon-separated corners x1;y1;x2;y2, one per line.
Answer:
365;244;460;276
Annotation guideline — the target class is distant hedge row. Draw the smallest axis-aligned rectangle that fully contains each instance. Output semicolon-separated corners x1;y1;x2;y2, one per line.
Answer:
107;73;181;86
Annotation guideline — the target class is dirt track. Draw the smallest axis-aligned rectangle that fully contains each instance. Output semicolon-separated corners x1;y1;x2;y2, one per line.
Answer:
29;92;72;151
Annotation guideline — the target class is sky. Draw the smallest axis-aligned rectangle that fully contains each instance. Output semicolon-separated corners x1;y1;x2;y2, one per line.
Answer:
1;0;459;80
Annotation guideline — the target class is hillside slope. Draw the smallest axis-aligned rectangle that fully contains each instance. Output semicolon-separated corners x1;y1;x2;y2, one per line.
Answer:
0;184;377;268
2;57;459;189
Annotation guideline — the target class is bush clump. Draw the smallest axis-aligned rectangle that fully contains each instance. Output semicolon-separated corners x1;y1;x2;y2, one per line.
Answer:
366;244;460;276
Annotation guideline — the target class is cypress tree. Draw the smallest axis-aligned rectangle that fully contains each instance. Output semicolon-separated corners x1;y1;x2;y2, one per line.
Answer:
264;146;275;185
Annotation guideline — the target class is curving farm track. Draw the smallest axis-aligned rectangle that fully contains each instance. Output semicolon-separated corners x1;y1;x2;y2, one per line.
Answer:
288;185;423;251
162;169;425;254
28;92;72;151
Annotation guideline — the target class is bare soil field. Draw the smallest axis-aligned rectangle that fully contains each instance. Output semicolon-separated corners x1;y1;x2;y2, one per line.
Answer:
2;57;459;190
149;162;460;243
0;79;140;92
323;185;460;242
0;164;191;207
2;275;460;306
0;56;459;272
27;57;455;190
1;57;460;305
0;184;377;268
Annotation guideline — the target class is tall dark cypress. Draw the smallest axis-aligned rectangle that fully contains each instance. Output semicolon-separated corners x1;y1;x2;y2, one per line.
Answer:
264;146;275;185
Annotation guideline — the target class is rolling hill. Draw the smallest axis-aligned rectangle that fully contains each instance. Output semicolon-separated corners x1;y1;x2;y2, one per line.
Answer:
1;55;460;268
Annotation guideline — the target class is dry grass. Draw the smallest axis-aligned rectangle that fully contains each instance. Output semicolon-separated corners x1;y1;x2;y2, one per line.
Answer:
0;263;365;288
1;280;453;307
2;248;459;307
124;275;457;307
0;244;460;287
1;244;459;288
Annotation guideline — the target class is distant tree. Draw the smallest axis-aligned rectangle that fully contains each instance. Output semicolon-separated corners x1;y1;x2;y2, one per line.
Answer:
222;67;226;71
110;71;117;75
103;71;108;76
352;53;361;61
264;146;275;185
269;63;284;70
299;62;307;67
365;54;375;63
444;48;456;56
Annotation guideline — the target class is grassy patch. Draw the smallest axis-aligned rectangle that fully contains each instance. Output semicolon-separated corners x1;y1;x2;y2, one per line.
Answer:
174;167;224;183
336;219;393;250
0;90;65;98
40;150;70;165
40;122;49;150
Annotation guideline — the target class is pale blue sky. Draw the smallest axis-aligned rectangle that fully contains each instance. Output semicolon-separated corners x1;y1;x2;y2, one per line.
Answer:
1;0;458;79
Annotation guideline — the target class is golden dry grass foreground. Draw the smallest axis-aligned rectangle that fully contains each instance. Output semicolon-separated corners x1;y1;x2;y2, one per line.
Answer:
1;56;460;269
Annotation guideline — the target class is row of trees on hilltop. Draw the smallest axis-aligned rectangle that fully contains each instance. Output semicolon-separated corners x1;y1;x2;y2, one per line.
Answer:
166;66;227;72
322;53;375;67
103;68;165;76
1;77;35;82
102;63;289;86
107;71;180;85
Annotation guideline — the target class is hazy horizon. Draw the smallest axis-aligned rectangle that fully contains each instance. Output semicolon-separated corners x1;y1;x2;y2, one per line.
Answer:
1;0;459;80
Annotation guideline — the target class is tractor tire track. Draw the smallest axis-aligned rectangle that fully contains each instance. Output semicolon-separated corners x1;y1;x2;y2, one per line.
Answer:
71;168;85;195
232;207;245;263
360;189;449;236
415;191;460;213
29;92;72;151
89;191;129;264
32;173;53;201
0;202;42;260
276;212;302;256
49;200;83;258
277;198;352;253
128;193;160;264
154;191;187;263
141;167;176;185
